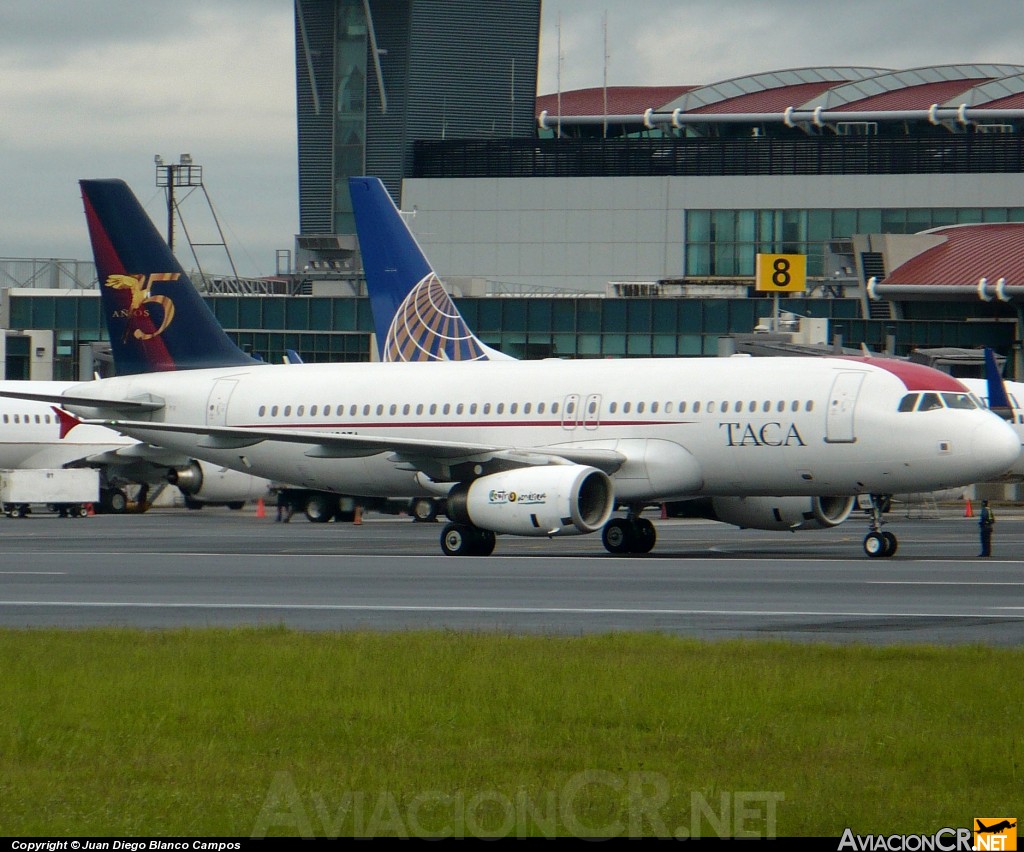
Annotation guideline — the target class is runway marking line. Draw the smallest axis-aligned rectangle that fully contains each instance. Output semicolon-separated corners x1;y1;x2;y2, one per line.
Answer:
1;601;1023;620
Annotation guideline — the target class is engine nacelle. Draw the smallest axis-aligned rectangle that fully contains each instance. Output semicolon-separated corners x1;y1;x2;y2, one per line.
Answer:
709;495;856;532
447;465;614;537
167;460;271;505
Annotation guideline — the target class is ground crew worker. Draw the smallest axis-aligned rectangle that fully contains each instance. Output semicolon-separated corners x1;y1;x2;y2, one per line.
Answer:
978;499;995;557
275;488;294;523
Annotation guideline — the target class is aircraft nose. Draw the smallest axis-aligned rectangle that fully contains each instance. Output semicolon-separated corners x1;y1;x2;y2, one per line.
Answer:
972;415;1021;480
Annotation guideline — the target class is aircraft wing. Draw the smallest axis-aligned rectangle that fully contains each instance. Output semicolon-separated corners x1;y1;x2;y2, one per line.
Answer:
90;419;628;478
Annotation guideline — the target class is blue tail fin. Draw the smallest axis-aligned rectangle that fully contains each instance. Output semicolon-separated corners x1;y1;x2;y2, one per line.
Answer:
983;347;1012;418
349;176;511;362
80;178;260;375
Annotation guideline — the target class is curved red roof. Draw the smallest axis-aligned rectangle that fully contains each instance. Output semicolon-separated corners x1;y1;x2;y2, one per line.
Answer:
833;78;992;111
536;86;695;116
884;224;1024;286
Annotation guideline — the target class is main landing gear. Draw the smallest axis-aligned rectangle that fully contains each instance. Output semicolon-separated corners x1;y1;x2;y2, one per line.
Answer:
601;512;656;555
440;522;496;556
862;494;897;558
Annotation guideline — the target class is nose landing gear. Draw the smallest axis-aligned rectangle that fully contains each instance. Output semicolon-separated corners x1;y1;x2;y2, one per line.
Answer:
862;494;897;558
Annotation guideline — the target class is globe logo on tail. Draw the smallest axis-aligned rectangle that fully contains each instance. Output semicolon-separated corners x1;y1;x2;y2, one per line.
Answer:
384;273;488;362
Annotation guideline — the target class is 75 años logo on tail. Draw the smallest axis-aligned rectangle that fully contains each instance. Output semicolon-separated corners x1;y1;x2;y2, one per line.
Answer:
105;273;179;342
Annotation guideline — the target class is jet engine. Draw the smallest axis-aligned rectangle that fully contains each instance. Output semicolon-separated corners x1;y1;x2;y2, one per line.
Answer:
708;495;857;532
446;465;614;537
167;460;271;506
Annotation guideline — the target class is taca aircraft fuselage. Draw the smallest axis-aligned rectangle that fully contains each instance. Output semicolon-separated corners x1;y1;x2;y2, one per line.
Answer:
72;355;1015;505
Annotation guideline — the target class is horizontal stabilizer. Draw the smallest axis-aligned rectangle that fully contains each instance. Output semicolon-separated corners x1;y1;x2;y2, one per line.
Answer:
0;389;164;412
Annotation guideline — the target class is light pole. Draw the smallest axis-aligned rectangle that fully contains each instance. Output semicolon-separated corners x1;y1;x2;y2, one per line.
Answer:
154;154;203;253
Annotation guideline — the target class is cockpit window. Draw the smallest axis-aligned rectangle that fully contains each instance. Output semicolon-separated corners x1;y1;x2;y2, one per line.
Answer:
919;393;943;411
941;392;976;410
898;393;919;412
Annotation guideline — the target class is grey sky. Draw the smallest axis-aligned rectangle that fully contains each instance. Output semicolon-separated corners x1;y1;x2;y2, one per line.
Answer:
1;0;1022;277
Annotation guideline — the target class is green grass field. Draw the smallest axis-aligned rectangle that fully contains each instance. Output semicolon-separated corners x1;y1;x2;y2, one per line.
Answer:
0;628;1019;837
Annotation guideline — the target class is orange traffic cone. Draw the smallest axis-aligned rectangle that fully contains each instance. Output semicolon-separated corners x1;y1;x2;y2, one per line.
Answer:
256;497;266;519
353;505;363;525
86;503;95;516
964;499;973;518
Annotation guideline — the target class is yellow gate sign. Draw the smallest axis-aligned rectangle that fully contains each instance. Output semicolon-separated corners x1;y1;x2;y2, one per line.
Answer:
755;253;806;292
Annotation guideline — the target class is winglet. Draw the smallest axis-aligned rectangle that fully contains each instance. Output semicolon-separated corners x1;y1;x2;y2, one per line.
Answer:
80;179;261;375
349;176;512;362
983;347;1013;419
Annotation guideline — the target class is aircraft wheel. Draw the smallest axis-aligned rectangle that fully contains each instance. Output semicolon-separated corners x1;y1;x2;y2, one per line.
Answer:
472;529;497;556
863;532;887;558
411;497;438;523
630;518;657;554
441;523;477;556
102;489;128;514
882;531;898;557
304;494;334;523
602;518;634;554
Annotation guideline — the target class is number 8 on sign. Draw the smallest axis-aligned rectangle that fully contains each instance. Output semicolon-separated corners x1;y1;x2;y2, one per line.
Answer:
755;253;807;292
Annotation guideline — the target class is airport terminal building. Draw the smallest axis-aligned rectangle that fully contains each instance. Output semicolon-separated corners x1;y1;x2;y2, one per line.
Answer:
3;1;1024;379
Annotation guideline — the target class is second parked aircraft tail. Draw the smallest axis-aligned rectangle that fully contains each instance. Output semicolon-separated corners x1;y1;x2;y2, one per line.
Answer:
349;176;512;362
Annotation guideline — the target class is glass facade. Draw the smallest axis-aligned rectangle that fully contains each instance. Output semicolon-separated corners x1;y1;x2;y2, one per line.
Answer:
6;292;1016;380
685;206;1024;277
333;0;368;235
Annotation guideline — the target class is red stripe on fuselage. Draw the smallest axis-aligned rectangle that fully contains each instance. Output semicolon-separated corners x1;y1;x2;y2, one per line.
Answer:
833;356;969;392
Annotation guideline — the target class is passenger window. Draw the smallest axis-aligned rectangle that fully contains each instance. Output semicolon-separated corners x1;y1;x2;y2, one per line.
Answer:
538;402;545;414
524;403;531;415
363;404;371;416
496;403;504;415
429;404;437;415
310;405;318;416
762;401;770;412
271;406;278;417
790;400;798;412
510;403;518;414
708;402;716;413
748;401;757;413
389;404;397;416
258;405;266;417
637;402;645;414
443;403;451;415
651;402;659;414
416;404;424;415
805;400;814;412
721;402;729;413
483;403;491;415
919;393;943;411
349;405;357;417
297;406;305;417
623;402;631;414
283;406;291;417
552;402;559;414
470;403;477;415
776;401;785;413
693;402;701;413
678;402;687;413
456;403;464;415
403;404;411;415
376;404;384;416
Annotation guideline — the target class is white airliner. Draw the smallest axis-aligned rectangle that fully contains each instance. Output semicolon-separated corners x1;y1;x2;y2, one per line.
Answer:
0;379;270;511
7;177;1017;558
